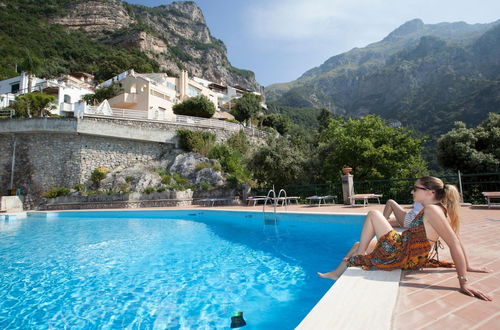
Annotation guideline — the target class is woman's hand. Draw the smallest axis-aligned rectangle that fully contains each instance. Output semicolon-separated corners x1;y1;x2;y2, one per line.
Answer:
467;265;491;273
460;284;493;301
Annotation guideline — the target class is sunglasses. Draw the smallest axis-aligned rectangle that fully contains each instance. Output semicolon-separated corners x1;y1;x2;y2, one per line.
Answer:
412;185;429;191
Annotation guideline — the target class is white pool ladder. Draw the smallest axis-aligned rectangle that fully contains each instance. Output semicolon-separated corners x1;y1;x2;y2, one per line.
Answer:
263;186;288;216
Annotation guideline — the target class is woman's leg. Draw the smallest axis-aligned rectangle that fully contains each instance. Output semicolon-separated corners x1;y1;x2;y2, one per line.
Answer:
318;242;360;280
383;199;407;226
318;212;391;280
356;210;393;254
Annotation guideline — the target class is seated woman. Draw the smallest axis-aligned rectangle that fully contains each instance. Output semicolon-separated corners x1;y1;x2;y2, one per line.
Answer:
318;176;492;301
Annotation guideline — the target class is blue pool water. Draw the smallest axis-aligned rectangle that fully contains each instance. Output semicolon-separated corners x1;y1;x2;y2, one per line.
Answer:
0;210;364;329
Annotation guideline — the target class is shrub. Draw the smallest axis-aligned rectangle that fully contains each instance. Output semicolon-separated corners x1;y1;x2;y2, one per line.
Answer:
161;174;172;185
143;186;156;194
73;184;85;192
176;129;216;156
157;186;167;192
42;187;70;198
91;167;109;185
173;94;216;118
125;176;134;183
200;181;212;191
172;172;189;185
195;162;222;172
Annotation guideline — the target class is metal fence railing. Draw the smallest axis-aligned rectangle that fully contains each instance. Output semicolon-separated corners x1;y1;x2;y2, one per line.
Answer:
352;173;500;204
0;109;15;118
253;173;500;205
85;106;267;138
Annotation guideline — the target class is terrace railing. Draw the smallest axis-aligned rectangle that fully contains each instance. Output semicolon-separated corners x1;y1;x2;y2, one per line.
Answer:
0;109;15;118
85;106;267;138
253;172;500;205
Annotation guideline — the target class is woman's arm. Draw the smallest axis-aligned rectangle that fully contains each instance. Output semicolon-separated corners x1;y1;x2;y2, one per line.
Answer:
425;206;492;301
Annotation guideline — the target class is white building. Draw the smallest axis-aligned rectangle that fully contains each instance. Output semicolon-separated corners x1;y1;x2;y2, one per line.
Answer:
101;70;229;120
0;72;94;116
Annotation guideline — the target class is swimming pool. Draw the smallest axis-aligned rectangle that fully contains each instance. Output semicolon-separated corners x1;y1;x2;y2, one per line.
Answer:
0;210;364;329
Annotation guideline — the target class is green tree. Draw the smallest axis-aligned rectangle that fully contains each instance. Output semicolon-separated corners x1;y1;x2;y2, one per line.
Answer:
231;93;262;124
173;95;216;118
262;113;293;135
437;113;500;173
20;53;43;93
10;92;56;118
82;83;123;105
318;115;427;181
248;137;307;186
317;108;332;132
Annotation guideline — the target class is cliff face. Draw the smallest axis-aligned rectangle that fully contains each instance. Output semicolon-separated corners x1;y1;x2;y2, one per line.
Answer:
51;0;136;34
51;0;259;90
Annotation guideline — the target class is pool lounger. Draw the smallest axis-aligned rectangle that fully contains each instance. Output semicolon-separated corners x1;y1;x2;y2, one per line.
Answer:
198;198;235;207
306;195;337;206
482;191;500;208
349;194;383;207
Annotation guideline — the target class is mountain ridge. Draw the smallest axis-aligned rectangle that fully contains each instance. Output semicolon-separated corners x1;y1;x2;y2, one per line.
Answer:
265;18;500;133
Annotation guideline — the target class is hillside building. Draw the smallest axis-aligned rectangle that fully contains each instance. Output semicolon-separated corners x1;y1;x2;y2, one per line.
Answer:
0;72;94;116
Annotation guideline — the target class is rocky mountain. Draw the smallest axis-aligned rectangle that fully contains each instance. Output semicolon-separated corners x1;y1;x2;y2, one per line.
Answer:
0;0;259;90
266;19;500;137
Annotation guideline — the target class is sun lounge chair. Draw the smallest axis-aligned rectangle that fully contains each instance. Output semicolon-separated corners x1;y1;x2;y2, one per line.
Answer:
246;196;269;206
198;197;234;207
306;195;337;206
482;192;500;208
349;193;383;207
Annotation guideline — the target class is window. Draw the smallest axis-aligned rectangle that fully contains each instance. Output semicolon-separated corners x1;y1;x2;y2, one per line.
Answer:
63;94;71;103
188;85;200;97
130;84;137;93
11;83;20;93
166;82;176;91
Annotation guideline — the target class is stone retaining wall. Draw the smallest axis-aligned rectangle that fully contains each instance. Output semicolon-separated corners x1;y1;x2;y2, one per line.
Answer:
0;117;258;209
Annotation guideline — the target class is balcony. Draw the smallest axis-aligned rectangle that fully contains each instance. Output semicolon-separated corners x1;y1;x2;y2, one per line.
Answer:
110;93;139;109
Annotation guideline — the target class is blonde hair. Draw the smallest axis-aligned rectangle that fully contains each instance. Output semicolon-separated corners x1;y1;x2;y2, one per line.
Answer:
418;176;461;233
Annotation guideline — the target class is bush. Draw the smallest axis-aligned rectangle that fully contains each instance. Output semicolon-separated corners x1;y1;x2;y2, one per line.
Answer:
172;172;189;185
208;144;252;185
143;186;156;194
91;167;109;185
173;94;216;118
125;176;134;183
73;184;85;192
200;181;212;190
42;186;70;198
195;162;222;172
176;129;216;156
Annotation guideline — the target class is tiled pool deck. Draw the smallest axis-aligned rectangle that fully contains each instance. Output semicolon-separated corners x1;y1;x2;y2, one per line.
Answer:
18;202;499;329
186;202;499;329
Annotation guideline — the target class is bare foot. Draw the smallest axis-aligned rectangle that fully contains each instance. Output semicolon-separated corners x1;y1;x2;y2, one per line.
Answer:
317;271;340;280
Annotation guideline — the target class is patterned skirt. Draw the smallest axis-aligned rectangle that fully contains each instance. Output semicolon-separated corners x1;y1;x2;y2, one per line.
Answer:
347;229;434;271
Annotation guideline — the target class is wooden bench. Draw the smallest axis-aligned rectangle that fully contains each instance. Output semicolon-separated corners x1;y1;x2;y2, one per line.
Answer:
349;194;383;207
482;192;500;208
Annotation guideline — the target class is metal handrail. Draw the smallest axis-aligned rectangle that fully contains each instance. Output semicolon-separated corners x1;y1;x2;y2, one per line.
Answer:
84;106;267;137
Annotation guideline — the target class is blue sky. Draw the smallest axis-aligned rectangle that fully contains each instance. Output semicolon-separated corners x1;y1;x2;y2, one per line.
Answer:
126;0;500;86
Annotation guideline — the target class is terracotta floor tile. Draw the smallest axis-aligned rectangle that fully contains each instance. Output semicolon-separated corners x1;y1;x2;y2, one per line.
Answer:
473;314;500;330
419;313;477;330
453;300;499;323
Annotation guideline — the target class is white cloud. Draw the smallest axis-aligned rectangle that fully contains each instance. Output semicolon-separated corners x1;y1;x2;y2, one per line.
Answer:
245;0;500;43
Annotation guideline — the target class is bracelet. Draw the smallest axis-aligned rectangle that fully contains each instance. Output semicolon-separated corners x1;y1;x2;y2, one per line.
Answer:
457;275;468;282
